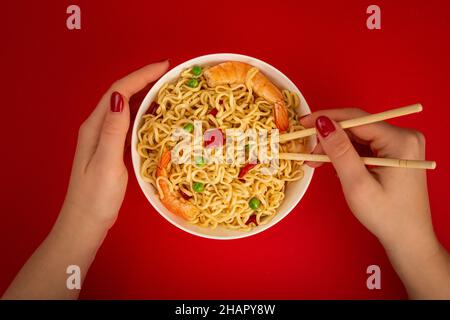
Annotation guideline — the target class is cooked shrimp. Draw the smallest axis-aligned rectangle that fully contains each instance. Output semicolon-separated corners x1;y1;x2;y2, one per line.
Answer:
204;61;290;132
156;149;199;220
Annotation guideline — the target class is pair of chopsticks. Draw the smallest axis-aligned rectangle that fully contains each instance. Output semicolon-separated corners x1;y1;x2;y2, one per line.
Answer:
278;103;437;170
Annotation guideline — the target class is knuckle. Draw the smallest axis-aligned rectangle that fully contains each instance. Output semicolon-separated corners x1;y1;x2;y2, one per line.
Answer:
78;120;91;139
102;117;122;136
109;80;123;94
396;129;425;159
347;107;368;116
339;107;369;119
78;121;87;134
413;130;425;145
327;132;353;159
405;130;425;147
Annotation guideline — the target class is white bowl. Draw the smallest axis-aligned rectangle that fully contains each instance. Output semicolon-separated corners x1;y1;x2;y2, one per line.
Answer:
131;53;315;240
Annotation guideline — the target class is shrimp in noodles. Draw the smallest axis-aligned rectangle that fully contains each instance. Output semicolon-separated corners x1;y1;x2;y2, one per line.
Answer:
204;61;290;132
156;149;199;220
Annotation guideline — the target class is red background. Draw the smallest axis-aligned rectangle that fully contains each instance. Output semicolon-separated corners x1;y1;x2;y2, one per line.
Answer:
1;0;449;299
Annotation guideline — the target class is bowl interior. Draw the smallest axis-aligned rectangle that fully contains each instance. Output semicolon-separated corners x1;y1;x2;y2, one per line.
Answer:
131;53;315;239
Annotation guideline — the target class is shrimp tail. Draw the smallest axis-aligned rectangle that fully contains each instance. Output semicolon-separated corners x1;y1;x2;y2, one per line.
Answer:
274;100;289;132
156;149;171;178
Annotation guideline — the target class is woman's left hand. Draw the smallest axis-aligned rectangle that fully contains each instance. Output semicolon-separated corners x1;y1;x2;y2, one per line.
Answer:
62;60;170;230
2;61;170;300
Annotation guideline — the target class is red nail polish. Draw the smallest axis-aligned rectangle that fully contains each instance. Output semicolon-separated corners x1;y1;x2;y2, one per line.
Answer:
111;91;124;113
315;116;335;138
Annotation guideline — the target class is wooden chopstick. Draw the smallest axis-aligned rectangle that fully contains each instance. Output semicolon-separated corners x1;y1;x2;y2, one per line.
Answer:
279;103;423;143
278;153;436;170
275;103;435;170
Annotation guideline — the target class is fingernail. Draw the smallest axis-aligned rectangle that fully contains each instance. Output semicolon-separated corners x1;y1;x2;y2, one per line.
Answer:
111;91;124;113
315;116;335;138
299;114;309;120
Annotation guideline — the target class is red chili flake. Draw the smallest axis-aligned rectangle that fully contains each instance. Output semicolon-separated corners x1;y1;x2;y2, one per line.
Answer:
180;190;192;200
146;101;159;115
246;215;258;225
204;128;225;148
238;163;257;178
209;108;218;117
204;135;215;148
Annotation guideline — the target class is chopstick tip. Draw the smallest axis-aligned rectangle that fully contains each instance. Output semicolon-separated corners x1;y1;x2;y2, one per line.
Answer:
431;161;437;170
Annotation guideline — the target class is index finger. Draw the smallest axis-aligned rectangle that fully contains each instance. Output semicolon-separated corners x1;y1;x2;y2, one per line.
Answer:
83;60;170;133
111;60;170;98
300;108;398;149
75;60;170;167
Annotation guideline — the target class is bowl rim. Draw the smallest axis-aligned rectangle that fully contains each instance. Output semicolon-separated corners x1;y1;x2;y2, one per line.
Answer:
131;53;315;240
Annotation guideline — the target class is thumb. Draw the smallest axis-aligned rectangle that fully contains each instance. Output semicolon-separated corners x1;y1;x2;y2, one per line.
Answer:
315;116;374;191
95;91;130;166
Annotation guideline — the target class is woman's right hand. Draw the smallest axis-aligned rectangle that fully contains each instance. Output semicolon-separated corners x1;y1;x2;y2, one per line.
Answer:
300;108;432;246
300;108;450;299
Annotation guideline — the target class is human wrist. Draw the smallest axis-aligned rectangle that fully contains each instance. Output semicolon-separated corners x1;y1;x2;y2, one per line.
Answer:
380;225;440;265
61;196;117;231
53;202;110;249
